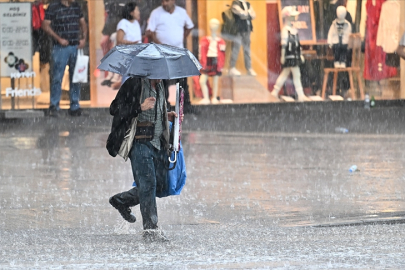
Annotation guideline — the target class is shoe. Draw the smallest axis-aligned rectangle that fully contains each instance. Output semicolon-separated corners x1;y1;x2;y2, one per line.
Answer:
111;81;121;90
101;79;112;86
247;68;257;76
270;90;279;98
229;67;241;76
142;229;169;242
68;108;82;116
48;106;59;117
109;196;136;223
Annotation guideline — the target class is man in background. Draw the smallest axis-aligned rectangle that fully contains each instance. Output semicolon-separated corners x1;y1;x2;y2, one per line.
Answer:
147;0;196;113
42;0;87;116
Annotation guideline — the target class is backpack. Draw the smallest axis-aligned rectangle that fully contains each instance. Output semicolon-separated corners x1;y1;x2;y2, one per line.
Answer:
32;2;45;31
221;5;238;36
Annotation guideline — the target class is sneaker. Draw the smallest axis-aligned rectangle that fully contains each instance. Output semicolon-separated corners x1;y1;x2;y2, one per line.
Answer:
68;108;82;117
247;68;257;76
142;229;169;242
109;196;136;223
229;67;241;76
101;79;112;86
48;106;59;117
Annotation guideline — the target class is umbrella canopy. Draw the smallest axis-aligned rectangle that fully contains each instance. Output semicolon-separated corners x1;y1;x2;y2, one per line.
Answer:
98;43;202;79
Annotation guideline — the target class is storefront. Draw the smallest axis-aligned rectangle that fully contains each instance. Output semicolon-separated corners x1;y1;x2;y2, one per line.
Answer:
1;0;405;111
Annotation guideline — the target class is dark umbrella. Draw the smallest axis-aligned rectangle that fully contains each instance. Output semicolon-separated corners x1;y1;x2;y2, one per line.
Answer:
97;43;202;79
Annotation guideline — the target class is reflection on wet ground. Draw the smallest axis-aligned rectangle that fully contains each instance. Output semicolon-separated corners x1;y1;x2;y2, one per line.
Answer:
1;111;405;268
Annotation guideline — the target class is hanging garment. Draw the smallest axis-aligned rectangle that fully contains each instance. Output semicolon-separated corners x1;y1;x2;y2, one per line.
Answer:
376;0;400;53
364;0;396;81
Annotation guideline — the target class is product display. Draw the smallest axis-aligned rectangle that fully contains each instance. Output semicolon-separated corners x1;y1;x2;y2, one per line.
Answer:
199;18;226;104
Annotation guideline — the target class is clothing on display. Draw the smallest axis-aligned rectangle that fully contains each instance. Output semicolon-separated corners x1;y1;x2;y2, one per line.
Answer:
281;28;301;68
364;0;397;81
199;36;226;76
376;0;400;54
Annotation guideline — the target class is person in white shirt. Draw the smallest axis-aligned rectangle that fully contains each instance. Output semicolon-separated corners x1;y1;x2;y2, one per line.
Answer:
117;2;142;45
146;0;194;48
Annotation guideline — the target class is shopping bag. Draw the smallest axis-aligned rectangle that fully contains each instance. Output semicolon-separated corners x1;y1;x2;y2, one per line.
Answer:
72;49;89;83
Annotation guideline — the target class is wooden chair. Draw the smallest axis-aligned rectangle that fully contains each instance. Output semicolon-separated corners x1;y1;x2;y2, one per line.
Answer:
321;33;365;100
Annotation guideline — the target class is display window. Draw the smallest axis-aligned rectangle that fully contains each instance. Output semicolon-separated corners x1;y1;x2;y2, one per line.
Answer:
1;0;404;111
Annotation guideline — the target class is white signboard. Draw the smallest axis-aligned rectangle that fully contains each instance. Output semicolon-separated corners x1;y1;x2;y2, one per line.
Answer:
0;3;32;77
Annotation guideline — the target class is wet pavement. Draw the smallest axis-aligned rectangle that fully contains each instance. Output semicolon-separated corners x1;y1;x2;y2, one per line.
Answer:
1;102;405;269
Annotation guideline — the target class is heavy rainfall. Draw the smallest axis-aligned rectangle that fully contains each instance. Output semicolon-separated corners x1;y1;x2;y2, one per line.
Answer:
1;0;405;269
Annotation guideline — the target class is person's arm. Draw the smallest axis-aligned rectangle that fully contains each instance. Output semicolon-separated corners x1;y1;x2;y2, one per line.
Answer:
183;11;194;40
232;2;249;19
248;4;256;20
184;27;192;40
42;19;68;46
78;17;87;49
116;29;140;45
147;30;161;44
396;45;405;60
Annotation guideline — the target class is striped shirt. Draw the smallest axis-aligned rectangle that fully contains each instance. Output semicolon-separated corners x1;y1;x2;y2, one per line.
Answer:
45;1;83;45
137;79;166;150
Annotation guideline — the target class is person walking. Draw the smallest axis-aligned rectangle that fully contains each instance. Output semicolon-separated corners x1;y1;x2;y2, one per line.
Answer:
107;77;178;242
42;0;87;117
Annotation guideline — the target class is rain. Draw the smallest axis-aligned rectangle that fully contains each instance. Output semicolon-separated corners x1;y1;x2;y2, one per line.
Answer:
1;0;405;269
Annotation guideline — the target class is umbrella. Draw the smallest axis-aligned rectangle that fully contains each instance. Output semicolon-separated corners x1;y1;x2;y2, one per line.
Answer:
97;43;202;79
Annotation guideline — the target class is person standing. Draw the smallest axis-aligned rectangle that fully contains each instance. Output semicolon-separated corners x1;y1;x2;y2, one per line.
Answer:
228;0;256;77
107;77;178;242
42;0;87;116
116;2;142;45
146;0;195;113
147;0;194;48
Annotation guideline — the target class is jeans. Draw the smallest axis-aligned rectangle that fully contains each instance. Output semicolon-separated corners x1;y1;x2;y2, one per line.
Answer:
50;45;81;111
129;141;168;230
229;31;252;70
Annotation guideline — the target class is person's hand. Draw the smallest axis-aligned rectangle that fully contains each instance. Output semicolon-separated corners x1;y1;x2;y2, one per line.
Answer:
141;97;156;111
78;39;86;49
167;111;178;122
58;38;69;46
280;55;285;65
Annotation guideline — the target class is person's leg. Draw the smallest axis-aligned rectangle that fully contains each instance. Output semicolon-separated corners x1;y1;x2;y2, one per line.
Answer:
67;46;81;111
241;31;252;71
291;66;306;101
130;142;158;230
109;187;139;223
198;74;210;104
50;45;70;110
271;68;291;96
229;33;241;68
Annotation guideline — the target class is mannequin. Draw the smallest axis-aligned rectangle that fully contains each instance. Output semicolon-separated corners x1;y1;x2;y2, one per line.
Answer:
327;6;352;68
199;18;226;104
271;6;308;101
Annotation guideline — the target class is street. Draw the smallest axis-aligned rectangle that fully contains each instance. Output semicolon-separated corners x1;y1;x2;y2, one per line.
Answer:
1;102;405;269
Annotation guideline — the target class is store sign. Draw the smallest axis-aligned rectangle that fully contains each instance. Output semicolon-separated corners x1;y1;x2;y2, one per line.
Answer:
5;87;42;97
10;71;36;79
278;0;316;44
0;3;32;77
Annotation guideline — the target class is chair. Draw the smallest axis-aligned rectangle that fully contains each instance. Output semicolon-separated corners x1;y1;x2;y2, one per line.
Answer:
321;33;365;100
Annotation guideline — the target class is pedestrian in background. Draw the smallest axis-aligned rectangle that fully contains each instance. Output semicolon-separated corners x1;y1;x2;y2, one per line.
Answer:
42;0;87;117
146;0;195;113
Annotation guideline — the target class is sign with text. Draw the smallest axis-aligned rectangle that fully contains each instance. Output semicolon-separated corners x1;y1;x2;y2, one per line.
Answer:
278;0;316;44
0;3;32;77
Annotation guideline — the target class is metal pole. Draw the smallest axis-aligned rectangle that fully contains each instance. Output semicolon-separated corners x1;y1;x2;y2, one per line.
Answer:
11;78;15;110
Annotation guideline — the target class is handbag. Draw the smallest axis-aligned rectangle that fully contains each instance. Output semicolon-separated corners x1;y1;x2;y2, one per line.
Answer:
72;49;89;83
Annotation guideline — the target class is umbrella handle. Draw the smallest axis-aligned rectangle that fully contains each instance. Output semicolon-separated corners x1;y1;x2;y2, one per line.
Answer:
168;151;177;163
